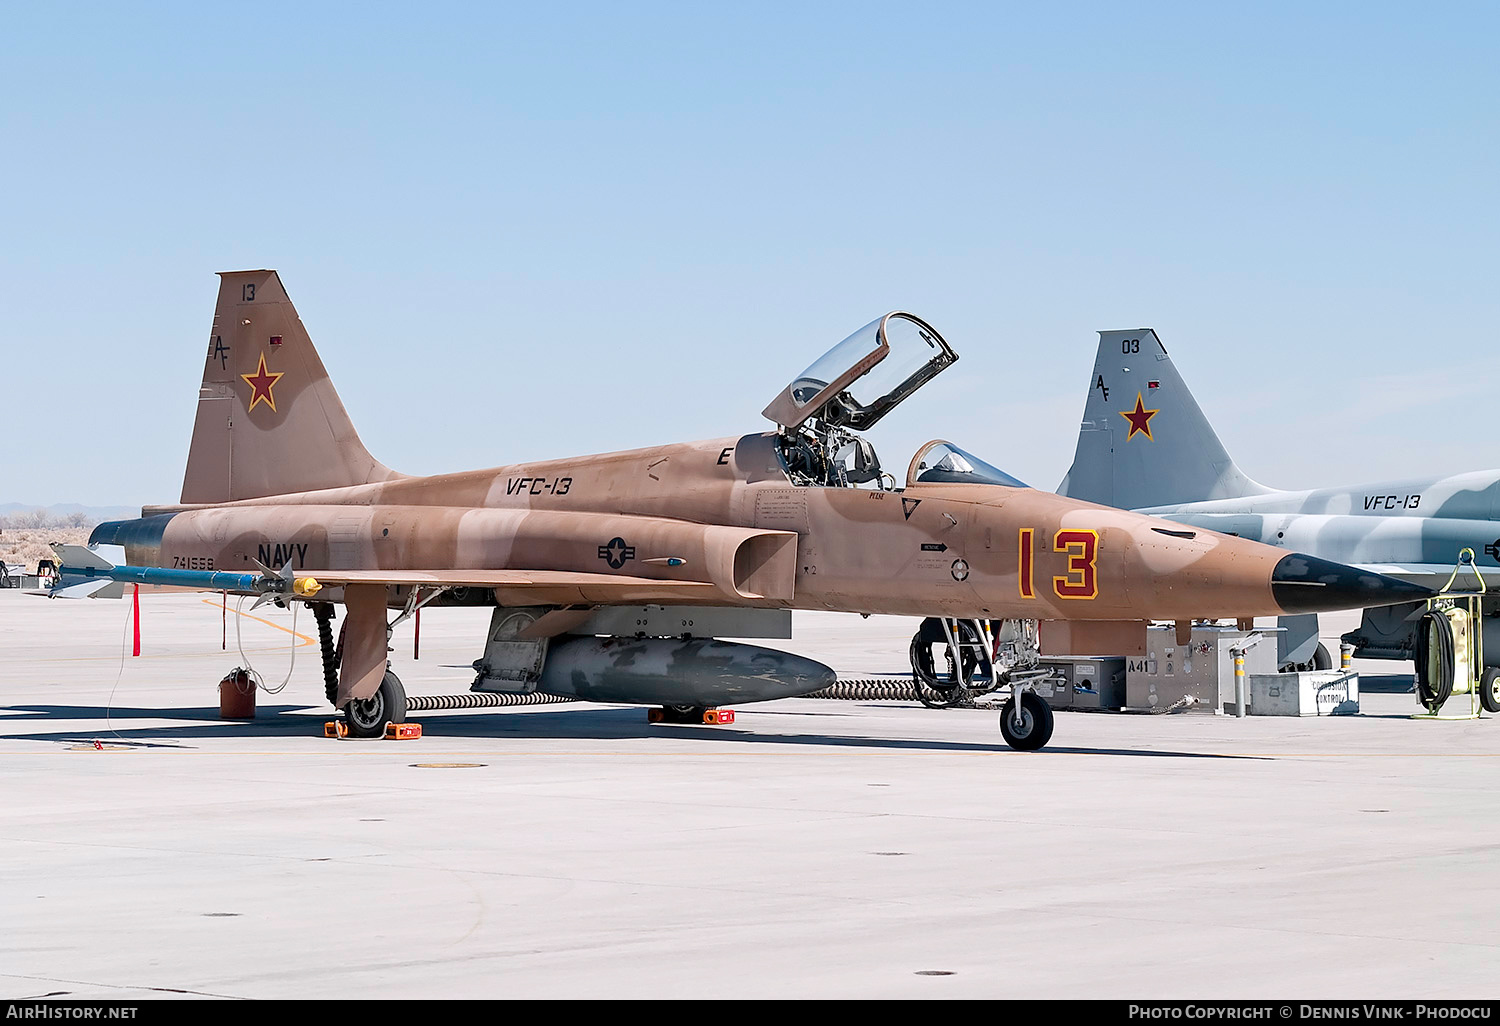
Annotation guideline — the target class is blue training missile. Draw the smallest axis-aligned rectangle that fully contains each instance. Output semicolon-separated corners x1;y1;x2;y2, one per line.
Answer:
49;544;284;599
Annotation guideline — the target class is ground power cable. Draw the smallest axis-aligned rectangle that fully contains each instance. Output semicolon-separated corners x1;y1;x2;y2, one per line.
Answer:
92;595;307;749
95;594;187;750
231;594;301;696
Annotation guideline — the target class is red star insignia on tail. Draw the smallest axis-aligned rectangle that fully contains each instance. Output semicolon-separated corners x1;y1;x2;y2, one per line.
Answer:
241;353;284;413
1120;392;1158;441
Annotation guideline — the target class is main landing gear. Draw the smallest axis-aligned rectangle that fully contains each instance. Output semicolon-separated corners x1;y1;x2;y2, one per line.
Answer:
313;601;410;739
344;670;409;739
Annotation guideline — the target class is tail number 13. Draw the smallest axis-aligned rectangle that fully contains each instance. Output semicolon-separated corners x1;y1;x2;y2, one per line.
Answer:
1018;528;1100;599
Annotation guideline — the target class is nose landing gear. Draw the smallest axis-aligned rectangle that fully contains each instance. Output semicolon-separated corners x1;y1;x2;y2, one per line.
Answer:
314;600;411;739
998;690;1054;752
909;616;1059;750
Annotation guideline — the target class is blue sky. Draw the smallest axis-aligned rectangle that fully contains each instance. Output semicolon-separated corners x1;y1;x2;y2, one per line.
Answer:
3;3;1497;506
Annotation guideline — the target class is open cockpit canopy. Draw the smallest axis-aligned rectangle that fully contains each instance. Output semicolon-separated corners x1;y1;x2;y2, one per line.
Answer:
764;313;965;491
762;312;957;433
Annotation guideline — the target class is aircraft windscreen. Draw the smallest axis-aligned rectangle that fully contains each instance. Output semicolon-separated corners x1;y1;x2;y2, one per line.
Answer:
910;442;1028;488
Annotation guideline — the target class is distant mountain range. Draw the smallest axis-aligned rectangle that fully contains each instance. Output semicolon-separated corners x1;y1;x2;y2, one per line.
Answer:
1;502;139;521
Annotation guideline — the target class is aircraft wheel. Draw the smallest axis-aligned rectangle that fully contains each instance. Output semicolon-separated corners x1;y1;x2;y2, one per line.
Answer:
344;670;408;739
1280;643;1334;673
1481;667;1500;714
999;690;1053;752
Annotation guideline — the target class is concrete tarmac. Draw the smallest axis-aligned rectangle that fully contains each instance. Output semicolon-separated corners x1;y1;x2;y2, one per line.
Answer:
1;590;1498;1000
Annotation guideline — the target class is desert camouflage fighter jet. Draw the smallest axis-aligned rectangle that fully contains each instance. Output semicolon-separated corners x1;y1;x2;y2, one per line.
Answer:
54;273;1433;749
1059;328;1500;707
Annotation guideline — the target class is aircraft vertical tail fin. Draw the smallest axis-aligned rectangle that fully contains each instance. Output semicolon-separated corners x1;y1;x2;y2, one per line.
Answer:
181;271;400;504
1056;329;1269;510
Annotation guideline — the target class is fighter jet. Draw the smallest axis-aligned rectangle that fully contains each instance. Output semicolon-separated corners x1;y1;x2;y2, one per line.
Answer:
1059;328;1500;710
53;273;1433;750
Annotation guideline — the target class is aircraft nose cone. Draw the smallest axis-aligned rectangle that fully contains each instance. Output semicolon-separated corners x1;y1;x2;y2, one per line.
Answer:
1271;552;1435;614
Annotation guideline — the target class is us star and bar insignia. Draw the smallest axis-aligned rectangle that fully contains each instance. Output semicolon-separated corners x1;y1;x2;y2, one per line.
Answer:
598;537;637;569
242;353;285;413
1120;391;1158;441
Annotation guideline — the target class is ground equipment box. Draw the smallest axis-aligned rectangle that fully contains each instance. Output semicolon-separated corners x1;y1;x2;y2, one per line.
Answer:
1035;657;1125;710
1246;670;1359;716
1125;625;1276;713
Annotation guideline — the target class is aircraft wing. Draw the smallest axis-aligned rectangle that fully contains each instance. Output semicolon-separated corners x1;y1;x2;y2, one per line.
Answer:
1353;563;1490;590
295;568;725;605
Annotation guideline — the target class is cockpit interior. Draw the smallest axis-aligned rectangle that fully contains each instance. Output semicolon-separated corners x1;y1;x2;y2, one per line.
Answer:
763;312;1027;492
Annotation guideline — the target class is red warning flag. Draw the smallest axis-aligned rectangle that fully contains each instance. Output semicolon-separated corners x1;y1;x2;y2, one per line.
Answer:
132;584;141;657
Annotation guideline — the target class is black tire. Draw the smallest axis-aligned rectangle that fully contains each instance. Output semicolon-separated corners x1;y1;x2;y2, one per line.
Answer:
999;690;1054;752
1481;667;1500;714
1280;642;1334;673
344;670;407;739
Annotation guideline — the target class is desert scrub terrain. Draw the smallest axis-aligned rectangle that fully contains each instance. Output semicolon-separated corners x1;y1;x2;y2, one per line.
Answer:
0;510;94;571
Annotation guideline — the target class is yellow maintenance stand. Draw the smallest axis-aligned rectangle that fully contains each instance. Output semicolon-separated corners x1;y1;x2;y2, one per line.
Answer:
1412;549;1500;719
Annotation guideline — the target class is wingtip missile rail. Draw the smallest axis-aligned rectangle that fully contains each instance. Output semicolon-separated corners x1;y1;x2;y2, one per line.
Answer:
48;543;311;599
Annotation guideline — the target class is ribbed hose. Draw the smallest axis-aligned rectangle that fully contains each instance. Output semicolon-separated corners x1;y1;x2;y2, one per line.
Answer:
406;680;919;710
1414;609;1455;710
408;692;579;710
804;678;929;701
312;603;339;705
